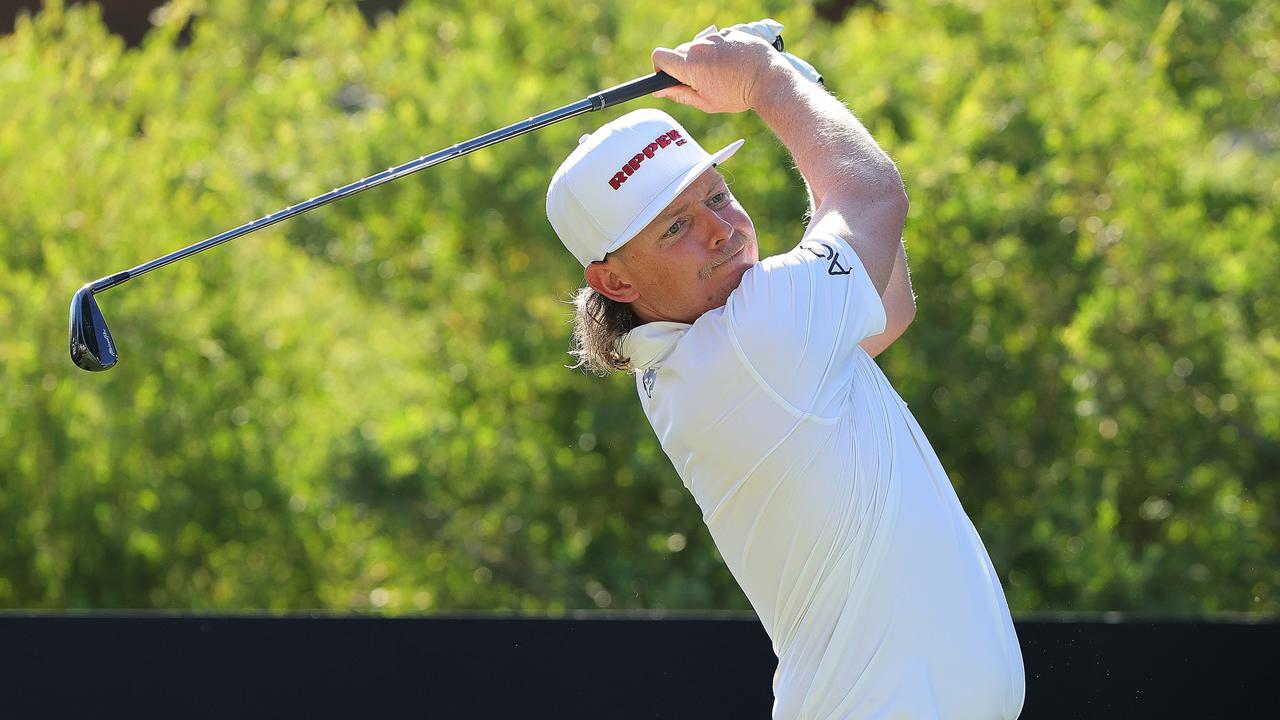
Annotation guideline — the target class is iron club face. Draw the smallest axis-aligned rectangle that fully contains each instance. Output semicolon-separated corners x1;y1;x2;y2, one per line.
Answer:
69;285;118;371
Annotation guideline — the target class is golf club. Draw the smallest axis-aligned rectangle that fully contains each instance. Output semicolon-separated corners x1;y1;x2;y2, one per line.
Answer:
67;36;785;372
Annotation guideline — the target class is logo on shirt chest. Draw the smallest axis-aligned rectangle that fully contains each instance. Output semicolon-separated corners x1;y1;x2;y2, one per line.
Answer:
801;240;853;276
642;368;657;399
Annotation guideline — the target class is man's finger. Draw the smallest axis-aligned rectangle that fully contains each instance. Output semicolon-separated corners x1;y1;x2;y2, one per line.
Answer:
652;84;706;110
651;46;687;78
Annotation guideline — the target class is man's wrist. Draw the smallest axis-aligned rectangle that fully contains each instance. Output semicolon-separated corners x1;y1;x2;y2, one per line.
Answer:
747;56;806;113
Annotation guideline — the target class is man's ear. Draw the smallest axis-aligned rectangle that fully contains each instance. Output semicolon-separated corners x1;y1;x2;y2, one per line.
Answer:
585;259;640;303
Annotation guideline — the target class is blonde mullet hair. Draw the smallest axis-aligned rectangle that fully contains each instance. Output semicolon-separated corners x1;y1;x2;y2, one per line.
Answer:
569;286;640;376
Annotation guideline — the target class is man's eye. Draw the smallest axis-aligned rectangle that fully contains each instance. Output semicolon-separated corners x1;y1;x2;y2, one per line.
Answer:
708;192;727;205
661;219;685;239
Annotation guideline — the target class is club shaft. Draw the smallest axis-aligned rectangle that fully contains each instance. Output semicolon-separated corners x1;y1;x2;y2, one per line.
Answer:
81;36;786;295
89;95;607;293
87;67;691;294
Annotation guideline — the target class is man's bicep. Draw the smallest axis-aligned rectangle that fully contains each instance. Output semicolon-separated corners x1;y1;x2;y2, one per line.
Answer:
860;244;915;358
880;242;916;331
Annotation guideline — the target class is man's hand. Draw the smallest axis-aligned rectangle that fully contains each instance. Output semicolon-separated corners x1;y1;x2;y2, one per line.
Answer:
714;19;824;85
651;30;788;114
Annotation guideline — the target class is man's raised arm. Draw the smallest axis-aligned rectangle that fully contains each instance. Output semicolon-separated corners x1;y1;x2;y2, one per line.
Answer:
652;29;908;298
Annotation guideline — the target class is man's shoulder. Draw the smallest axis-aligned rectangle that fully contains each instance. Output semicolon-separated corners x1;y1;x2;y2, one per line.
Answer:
747;232;859;277
635;307;743;402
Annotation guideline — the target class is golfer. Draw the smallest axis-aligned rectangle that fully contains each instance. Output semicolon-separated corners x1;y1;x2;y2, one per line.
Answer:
547;23;1025;719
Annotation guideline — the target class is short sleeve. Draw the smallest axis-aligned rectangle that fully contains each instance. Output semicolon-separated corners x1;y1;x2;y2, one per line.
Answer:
726;232;887;414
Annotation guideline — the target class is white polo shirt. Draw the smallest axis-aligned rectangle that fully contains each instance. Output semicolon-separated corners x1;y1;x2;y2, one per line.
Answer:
621;232;1025;719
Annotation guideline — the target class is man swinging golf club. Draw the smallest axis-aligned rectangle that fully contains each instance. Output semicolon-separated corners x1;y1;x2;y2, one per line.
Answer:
547;20;1025;719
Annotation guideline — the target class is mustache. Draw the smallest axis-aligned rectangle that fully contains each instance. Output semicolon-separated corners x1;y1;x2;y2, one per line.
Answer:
699;239;750;281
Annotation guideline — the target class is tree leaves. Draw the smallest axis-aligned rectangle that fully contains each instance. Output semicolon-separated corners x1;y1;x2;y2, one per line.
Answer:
0;0;1274;615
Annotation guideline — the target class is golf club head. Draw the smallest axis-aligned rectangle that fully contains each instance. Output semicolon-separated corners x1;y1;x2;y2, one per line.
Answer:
69;285;117;371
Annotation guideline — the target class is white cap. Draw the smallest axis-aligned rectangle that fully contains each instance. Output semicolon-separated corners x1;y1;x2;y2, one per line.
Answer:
546;108;744;266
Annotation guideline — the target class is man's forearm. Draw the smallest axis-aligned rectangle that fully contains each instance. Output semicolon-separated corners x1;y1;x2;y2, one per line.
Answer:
747;61;908;296
749;62;905;211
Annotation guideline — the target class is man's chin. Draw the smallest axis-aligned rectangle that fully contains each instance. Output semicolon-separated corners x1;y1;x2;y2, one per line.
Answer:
706;260;754;312
727;244;758;284
727;259;752;289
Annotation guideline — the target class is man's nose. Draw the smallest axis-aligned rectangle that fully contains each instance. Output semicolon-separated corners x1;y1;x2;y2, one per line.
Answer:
704;207;733;248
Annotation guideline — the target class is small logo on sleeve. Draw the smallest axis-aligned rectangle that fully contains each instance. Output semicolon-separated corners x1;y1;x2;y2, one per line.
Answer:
642;368;657;398
608;130;688;190
801;240;852;276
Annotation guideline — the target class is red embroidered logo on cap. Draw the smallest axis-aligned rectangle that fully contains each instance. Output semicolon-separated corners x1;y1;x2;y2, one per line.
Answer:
608;130;688;190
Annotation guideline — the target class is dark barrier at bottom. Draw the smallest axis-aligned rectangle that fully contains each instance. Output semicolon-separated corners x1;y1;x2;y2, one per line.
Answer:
1;614;1274;718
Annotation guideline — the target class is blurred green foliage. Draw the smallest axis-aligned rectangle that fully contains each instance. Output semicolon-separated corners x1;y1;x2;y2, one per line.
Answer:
0;0;1275;615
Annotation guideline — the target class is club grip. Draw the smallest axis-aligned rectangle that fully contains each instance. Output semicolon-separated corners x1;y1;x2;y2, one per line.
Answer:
590;72;681;111
589;35;785;111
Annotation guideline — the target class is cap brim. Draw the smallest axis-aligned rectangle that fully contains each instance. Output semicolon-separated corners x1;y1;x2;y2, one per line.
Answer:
600;138;745;258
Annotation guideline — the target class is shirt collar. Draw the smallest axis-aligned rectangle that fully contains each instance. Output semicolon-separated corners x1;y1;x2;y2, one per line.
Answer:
621;321;690;370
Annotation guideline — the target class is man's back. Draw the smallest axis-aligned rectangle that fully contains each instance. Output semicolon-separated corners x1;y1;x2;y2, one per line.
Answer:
624;233;1025;718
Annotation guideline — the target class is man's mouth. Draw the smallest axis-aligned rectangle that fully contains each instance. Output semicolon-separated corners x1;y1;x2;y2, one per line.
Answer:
700;243;745;281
